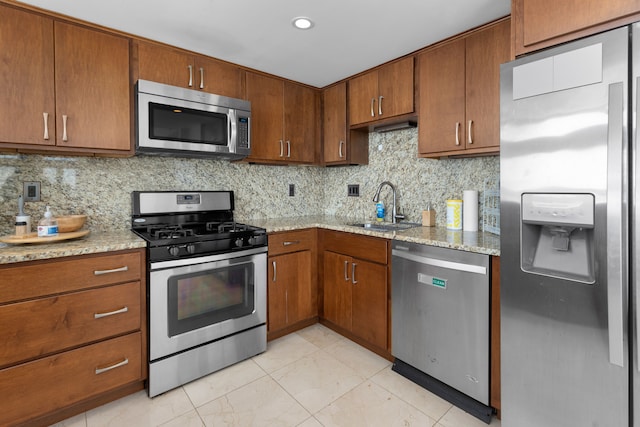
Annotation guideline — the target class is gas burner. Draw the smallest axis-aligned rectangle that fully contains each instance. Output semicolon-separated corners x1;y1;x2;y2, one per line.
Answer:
148;225;195;240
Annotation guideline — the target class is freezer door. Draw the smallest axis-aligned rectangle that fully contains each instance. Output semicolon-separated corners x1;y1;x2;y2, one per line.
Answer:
633;21;640;427
500;25;630;427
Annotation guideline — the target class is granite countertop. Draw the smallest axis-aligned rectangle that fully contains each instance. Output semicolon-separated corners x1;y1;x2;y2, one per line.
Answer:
245;215;500;256
0;230;147;265
0;216;500;265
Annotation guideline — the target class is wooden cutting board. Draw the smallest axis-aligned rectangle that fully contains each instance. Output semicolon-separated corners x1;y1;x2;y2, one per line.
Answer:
0;230;90;244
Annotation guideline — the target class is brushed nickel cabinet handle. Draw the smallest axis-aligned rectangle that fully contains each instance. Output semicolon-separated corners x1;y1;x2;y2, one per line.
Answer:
352;262;357;284
279;140;284;157
286;140;291;158
370;98;376;117
95;358;129;375
468;120;474;144
344;260;350;281
43;112;49;140
378;95;384;116
94;306;128;319
199;67;204;89
272;260;277;282
94;266;129;276
187;65;193;87
62;114;68;142
283;240;300;246
455;122;460;146
339;140;345;158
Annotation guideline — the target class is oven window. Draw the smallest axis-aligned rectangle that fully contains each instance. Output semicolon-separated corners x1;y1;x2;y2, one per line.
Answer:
149;102;228;145
167;262;254;336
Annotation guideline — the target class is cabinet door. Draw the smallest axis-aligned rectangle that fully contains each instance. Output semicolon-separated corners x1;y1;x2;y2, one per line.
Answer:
351;259;387;350
137;41;194;88
377;57;414;119
348;71;378;126
515;0;640;55
195;56;242;99
0;5;55;146
323;251;352;331
245;72;284;162
417;38;466;155
284;82;317;163
286;250;315;324
268;255;289;332
54;22;130;150
323;82;347;164
465;20;510;150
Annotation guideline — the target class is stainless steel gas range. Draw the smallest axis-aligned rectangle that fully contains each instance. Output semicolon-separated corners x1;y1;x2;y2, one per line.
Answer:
131;191;267;397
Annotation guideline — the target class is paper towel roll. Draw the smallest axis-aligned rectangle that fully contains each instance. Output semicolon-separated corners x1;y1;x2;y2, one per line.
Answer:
463;190;478;231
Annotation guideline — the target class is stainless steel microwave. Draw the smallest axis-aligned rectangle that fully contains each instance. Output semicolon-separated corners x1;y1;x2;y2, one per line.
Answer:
135;80;251;159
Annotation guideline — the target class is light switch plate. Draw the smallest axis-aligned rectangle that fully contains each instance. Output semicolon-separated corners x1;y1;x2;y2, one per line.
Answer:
23;181;41;202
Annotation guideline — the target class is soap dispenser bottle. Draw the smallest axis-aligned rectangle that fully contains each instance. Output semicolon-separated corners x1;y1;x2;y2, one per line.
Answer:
376;200;385;222
37;206;58;237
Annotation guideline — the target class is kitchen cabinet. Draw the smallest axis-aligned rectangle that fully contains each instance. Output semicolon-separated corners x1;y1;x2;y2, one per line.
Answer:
321;230;389;353
418;19;510;158
0;4;131;154
0;249;147;426
322;82;368;165
245;72;319;164
513;0;640;56
267;229;318;340
348;57;414;127
135;41;243;99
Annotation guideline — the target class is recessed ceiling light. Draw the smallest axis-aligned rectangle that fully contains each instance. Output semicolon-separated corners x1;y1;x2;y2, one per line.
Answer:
292;16;314;30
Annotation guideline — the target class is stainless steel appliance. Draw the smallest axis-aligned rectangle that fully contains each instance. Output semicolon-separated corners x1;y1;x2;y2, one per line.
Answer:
131;191;267;397
391;241;491;422
500;23;640;426
135;80;251;159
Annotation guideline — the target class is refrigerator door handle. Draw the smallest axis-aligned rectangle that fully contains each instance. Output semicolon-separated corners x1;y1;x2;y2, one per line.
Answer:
607;81;626;368
636;77;640;373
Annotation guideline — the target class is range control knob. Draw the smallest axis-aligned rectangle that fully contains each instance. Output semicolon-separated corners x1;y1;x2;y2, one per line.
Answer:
235;238;244;248
168;246;180;257
248;236;256;246
186;244;196;254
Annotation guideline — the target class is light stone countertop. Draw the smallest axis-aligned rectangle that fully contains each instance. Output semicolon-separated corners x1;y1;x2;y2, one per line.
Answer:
244;215;500;256
0;230;147;265
0;216;500;265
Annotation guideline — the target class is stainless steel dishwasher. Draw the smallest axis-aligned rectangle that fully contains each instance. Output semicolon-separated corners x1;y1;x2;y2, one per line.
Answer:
391;240;491;423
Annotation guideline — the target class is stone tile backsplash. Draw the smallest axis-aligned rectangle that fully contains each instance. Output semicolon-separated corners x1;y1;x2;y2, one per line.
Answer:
0;128;499;236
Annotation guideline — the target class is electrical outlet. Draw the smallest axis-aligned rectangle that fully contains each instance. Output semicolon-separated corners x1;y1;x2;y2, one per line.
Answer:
289;184;295;197
348;184;360;197
23;181;41;202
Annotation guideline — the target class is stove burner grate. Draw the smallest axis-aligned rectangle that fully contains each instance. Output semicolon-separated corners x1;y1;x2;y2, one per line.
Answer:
147;225;195;240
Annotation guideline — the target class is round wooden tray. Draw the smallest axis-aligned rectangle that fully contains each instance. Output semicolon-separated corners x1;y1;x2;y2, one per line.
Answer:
0;230;90;244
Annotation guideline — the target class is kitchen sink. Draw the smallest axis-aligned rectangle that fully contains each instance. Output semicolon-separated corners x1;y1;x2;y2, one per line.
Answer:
348;222;422;232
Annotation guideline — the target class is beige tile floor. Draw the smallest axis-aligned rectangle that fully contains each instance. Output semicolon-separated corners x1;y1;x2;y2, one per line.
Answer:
51;324;502;427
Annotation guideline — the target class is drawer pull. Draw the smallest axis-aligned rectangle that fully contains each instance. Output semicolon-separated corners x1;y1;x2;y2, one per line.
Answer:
95;358;129;375
94;306;128;319
94;265;129;276
283;240;300;246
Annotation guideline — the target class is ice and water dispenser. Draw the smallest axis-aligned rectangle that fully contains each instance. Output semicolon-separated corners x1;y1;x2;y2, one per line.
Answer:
520;193;595;283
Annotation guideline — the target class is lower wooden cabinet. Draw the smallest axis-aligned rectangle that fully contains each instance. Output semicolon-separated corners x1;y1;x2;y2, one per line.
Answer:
267;229;318;339
0;249;146;426
321;230;389;354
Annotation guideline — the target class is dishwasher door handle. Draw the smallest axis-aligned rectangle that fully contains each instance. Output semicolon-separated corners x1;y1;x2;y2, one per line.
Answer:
392;249;487;275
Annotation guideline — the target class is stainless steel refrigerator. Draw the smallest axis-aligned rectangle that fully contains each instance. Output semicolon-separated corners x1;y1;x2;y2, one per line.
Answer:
500;23;640;426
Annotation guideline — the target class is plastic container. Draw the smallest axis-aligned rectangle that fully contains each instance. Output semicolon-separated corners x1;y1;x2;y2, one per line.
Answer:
376;201;385;222
37;206;58;237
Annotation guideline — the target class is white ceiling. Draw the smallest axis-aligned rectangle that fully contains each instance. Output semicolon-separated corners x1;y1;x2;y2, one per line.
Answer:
17;0;511;88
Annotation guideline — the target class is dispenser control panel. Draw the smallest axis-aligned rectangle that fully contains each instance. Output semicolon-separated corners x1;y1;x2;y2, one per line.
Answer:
521;193;595;228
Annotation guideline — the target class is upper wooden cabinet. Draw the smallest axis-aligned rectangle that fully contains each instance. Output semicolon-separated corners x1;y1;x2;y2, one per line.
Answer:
136;41;242;99
0;5;131;154
322;82;368;165
245;72;319;164
513;0;640;56
418;19;510;158
348;57;414;127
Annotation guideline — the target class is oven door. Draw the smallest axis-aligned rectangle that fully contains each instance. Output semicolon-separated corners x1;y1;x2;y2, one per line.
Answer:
148;247;266;361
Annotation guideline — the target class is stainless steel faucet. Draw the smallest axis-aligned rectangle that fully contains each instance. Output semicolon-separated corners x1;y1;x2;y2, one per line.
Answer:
372;181;405;223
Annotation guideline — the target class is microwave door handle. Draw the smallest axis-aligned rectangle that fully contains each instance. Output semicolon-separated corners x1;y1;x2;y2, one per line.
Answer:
228;109;237;151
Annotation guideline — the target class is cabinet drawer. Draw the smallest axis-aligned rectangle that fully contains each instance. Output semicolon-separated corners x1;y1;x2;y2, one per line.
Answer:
0;250;142;304
0;332;142;426
268;229;315;256
322;230;388;264
0;281;141;368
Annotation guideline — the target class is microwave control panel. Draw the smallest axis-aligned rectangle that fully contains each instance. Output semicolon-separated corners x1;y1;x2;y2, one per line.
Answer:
238;117;250;149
